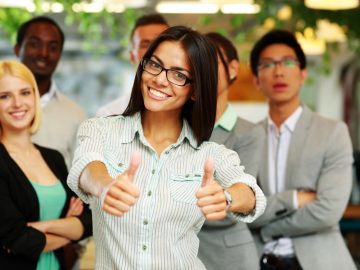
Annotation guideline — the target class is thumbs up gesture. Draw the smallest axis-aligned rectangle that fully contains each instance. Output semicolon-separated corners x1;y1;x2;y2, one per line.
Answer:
196;158;227;221
101;152;141;216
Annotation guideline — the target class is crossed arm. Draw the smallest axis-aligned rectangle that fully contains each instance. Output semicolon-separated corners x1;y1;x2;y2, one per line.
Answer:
249;122;353;241
27;197;85;252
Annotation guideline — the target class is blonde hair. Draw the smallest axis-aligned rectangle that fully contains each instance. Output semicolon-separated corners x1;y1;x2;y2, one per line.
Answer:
0;60;42;134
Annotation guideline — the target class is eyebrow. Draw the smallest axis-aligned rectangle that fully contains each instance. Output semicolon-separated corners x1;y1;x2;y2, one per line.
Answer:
27;36;61;44
0;87;32;94
151;55;191;74
259;55;297;61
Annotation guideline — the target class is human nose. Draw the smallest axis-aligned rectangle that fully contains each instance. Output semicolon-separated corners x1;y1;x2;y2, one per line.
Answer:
38;44;49;57
154;69;169;86
273;61;284;77
12;94;22;107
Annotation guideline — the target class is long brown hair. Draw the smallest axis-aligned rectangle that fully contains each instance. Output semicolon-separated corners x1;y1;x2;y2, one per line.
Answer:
123;26;218;146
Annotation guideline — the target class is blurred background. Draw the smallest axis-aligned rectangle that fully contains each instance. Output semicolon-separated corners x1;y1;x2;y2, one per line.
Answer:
0;0;360;268
0;0;358;118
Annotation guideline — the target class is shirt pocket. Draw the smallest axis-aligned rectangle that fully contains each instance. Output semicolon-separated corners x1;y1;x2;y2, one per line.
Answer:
104;151;127;177
169;172;203;205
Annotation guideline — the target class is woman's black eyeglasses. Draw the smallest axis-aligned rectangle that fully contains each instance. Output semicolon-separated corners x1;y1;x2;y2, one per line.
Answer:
141;58;192;86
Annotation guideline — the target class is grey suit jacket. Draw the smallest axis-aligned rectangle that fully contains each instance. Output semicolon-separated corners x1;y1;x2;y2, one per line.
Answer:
198;117;265;270
250;107;356;270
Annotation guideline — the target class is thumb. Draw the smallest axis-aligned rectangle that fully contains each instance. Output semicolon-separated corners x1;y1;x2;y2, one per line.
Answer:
125;151;141;182
202;157;215;187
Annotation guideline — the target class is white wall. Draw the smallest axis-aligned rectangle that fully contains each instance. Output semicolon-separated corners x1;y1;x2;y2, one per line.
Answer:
230;101;268;123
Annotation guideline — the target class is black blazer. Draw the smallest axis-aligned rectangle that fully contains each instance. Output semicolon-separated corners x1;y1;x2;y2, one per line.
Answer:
0;143;92;270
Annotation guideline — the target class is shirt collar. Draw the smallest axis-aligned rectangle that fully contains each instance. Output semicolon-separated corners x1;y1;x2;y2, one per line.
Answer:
40;81;58;108
178;118;199;149
268;106;303;134
121;112;200;150
214;105;237;131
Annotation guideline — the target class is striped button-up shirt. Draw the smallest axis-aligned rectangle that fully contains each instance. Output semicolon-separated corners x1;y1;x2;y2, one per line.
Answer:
68;112;266;270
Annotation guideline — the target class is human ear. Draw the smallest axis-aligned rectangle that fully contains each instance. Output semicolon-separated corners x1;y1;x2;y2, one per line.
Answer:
14;44;20;57
300;69;308;86
129;50;137;65
228;59;239;81
252;75;261;91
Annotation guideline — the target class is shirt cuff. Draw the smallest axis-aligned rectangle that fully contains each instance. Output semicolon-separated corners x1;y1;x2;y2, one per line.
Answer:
228;174;267;223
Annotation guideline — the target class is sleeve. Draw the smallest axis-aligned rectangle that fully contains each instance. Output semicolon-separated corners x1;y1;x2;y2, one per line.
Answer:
67;110;87;169
0;168;46;260
54;150;93;240
67;118;107;204
248;190;297;228
76;204;93;240
259;122;353;242
213;144;267;223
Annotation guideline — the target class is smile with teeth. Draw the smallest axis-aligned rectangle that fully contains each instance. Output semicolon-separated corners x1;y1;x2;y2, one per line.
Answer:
149;88;170;99
10;111;26;119
36;60;47;68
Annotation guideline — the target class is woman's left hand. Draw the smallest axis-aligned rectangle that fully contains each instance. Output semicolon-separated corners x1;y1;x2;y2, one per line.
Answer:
66;197;84;217
196;158;227;221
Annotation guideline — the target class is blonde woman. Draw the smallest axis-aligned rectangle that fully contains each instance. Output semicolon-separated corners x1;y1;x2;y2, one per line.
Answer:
0;60;92;270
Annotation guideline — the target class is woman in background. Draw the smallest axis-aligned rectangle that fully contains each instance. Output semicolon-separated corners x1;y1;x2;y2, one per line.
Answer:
0;60;92;270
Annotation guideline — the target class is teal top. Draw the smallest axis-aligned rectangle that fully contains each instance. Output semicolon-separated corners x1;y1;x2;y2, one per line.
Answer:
30;180;66;270
214;104;237;131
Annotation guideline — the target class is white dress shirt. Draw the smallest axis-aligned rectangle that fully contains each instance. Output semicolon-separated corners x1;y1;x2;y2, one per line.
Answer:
263;106;303;257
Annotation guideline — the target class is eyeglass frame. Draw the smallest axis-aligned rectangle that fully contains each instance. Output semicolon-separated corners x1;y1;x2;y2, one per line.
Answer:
257;57;300;72
141;58;193;86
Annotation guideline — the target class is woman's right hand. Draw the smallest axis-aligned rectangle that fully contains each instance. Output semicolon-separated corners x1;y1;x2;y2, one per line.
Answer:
101;152;141;217
66;197;84;217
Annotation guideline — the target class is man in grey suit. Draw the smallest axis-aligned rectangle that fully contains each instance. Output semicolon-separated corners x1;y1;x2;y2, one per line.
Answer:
249;29;356;270
197;33;265;270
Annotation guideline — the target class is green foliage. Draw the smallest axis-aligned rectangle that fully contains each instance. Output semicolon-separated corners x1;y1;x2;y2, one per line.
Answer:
0;1;141;56
198;0;360;74
0;0;359;67
199;15;213;26
0;8;32;44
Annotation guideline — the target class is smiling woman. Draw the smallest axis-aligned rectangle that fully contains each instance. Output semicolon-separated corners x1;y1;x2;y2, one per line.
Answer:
0;60;92;270
67;25;266;269
0;74;36;132
0;61;41;134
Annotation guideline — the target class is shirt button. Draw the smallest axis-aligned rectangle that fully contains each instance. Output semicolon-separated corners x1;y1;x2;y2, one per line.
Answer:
151;169;155;174
143;219;148;225
147;191;152;196
165;150;169;154
118;162;123;167
142;245;147;251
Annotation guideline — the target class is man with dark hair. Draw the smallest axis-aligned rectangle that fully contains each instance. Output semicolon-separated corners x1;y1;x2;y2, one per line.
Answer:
97;13;169;116
249;29;356;270
14;16;87;168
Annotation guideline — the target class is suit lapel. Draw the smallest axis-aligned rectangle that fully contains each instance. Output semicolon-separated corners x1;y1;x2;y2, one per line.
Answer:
285;107;313;188
210;126;232;145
